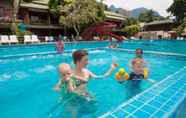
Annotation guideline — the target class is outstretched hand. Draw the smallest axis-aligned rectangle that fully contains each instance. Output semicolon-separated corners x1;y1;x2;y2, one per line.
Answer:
111;63;118;70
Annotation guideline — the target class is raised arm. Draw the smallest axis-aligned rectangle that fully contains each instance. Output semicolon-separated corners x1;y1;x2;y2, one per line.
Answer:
89;63;118;79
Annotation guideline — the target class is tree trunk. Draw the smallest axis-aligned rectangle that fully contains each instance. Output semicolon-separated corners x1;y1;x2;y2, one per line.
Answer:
73;24;79;40
11;0;21;34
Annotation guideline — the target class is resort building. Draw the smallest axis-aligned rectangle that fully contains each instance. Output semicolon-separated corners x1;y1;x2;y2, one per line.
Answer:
0;0;13;34
0;0;126;39
137;19;177;39
18;0;64;36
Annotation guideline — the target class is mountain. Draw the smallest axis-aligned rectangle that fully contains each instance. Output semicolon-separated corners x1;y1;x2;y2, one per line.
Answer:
108;5;130;16
108;5;161;18
109;5;118;12
131;7;160;18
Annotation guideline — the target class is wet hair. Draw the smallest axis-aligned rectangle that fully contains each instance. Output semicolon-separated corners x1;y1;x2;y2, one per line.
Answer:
72;50;88;64
136;48;143;54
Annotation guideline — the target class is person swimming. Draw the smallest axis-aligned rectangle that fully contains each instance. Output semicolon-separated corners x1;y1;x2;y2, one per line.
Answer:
129;58;146;80
116;48;155;83
129;48;155;82
55;35;64;53
53;63;89;98
72;50;118;98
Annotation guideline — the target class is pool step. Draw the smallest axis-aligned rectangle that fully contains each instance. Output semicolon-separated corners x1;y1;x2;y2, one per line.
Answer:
99;66;186;118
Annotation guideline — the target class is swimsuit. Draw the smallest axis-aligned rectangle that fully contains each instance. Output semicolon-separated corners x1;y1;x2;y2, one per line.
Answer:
129;72;144;80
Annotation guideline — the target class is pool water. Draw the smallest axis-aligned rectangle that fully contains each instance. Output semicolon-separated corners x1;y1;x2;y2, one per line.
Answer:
0;41;109;58
0;40;186;118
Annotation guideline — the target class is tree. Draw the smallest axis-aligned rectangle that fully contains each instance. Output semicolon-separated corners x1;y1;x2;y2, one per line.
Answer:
123;17;138;26
48;0;61;14
11;0;21;34
167;0;186;23
138;10;153;23
174;17;186;36
168;0;186;36
60;0;105;38
138;10;163;23
48;0;105;39
122;25;140;37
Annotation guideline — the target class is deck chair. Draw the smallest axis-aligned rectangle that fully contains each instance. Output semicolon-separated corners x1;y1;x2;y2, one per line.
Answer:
0;35;10;44
45;36;50;42
31;35;40;43
9;35;19;44
24;35;32;44
49;36;54;42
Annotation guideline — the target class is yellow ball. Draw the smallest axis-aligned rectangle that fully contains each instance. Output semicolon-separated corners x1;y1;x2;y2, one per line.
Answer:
115;73;121;80
144;68;149;79
124;73;129;80
118;68;125;75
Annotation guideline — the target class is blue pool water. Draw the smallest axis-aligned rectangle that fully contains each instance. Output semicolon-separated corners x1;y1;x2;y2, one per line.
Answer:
0;40;186;118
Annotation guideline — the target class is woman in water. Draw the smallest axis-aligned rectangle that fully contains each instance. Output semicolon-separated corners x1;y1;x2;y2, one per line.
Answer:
72;49;117;98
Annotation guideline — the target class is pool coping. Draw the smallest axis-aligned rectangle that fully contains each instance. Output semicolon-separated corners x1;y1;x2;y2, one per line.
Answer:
99;66;186;118
1;47;186;59
0;47;106;59
108;48;186;58
0;40;109;48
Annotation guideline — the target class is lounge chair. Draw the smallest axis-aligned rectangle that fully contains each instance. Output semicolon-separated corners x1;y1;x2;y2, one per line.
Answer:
0;35;10;44
49;36;54;42
9;35;19;44
31;35;40;43
24;35;32;44
93;36;99;40
45;36;50;42
78;36;83;41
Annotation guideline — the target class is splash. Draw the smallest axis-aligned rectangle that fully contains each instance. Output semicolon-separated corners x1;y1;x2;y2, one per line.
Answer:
14;71;29;80
0;73;12;81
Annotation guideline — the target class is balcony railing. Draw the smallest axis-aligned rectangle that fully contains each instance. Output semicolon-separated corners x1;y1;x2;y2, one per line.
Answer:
30;20;49;25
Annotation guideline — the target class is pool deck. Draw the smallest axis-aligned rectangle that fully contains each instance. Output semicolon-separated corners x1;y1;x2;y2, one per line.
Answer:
99;66;186;118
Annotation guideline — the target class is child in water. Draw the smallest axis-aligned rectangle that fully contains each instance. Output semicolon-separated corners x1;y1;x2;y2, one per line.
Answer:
129;48;155;82
53;63;74;92
53;63;92;99
129;58;146;80
116;48;155;83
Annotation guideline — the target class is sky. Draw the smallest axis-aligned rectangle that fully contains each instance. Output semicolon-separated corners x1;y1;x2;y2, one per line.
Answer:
103;0;173;16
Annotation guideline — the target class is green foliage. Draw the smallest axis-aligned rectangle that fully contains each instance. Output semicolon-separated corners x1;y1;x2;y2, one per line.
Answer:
58;0;105;36
123;17;138;26
168;0;186;35
174;17;186;36
138;10;164;23
63;0;74;5
167;0;186;23
122;25;140;37
48;0;60;14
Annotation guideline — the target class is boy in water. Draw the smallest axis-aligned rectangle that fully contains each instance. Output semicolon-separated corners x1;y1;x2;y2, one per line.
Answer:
129;48;155;83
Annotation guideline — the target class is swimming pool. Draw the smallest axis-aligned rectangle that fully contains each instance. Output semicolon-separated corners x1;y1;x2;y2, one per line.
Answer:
0;40;186;118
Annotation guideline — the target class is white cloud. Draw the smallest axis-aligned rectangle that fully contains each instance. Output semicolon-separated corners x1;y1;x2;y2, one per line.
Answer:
103;0;173;16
